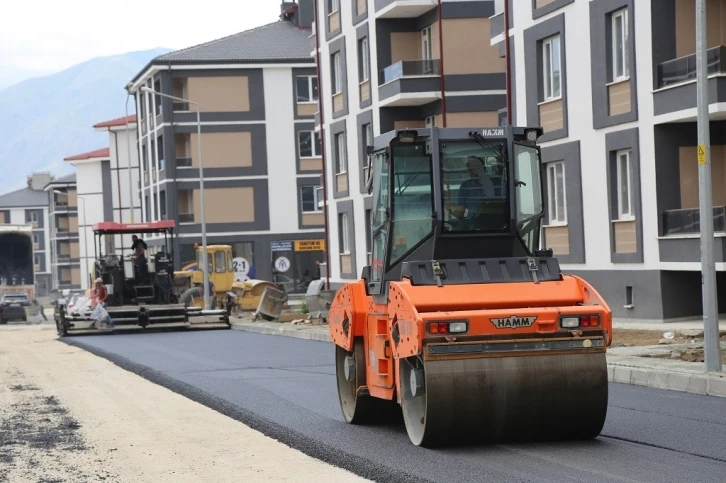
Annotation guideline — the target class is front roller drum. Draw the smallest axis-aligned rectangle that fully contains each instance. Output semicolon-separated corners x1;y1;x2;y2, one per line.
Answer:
335;339;401;424
399;352;609;447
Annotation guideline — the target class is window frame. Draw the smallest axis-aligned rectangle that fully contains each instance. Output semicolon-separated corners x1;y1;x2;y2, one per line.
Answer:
358;37;370;83
546;161;567;226
296;75;319;104
298;130;322;158
611;8;629;82
339;212;350;254
361;123;373;168
335;132;347;173
615;149;634;220
300;185;323;213
332;52;343;95
542;34;562;102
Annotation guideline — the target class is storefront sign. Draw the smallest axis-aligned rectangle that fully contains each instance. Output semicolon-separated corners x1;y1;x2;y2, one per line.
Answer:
294;239;326;252
271;240;293;252
233;257;251;282
274;256;291;272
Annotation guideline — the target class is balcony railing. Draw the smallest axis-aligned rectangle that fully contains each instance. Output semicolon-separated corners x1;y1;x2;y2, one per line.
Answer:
379;59;441;85
176;157;192;167
661;206;726;236
656;46;726;88
490;12;504;39
179;213;194;223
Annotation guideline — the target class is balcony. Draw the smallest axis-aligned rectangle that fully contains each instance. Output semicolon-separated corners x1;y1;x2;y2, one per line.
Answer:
656;46;726;89
179;213;194;223
173;101;190;112
661;206;726;236
176;157;192;167
378;60;442;107
375;0;436;19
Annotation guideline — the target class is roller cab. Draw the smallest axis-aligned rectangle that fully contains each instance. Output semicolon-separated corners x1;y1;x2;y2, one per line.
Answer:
329;126;612;447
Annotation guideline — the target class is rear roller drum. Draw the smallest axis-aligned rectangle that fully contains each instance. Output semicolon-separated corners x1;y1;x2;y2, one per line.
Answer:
400;353;609;447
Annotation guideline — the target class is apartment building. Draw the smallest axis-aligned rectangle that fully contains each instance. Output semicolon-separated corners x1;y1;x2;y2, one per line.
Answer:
43;174;80;292
125;1;326;292
0;173;53;296
61;147;115;290
482;0;726;321
311;0;508;282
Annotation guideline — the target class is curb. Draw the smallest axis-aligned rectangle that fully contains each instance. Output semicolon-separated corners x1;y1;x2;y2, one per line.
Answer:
230;321;726;399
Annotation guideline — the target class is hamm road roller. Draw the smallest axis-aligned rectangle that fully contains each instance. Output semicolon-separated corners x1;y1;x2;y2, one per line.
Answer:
329;126;612;447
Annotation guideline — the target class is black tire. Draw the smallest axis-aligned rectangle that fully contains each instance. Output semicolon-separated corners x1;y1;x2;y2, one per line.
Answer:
179;286;217;310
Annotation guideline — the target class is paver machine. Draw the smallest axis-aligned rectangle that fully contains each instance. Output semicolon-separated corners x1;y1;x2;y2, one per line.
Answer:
329;126;613;447
55;220;230;336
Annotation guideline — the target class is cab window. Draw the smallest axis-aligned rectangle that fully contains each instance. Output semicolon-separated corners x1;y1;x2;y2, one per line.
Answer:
388;143;434;267
215;251;226;273
197;250;213;274
226;251;234;272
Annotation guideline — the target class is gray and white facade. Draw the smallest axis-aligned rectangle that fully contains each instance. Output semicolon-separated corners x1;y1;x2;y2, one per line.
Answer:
311;0;510;285
487;0;726;320
126;2;326;291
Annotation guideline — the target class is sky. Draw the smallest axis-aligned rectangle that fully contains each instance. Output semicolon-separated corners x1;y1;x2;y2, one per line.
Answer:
0;0;283;87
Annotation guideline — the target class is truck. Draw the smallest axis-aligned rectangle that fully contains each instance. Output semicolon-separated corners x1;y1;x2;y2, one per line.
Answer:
0;224;36;324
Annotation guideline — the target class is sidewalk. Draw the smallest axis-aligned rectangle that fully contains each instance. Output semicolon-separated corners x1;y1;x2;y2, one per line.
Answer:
230;318;726;399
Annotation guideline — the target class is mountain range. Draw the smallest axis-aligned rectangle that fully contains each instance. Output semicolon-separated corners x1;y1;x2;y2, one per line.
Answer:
0;47;174;194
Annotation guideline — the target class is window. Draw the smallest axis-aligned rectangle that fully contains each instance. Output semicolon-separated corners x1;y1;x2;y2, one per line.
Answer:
30;211;38;222
339;212;349;254
425;116;436;128
226;250;234;272
331;52;342;94
611;8;629;81
361;123;373;168
33;234;39;244
421;26;434;74
157;136;165;171
389;143;434;266
546;162;567;225
616;149;633;219
296;75;319;103
335;132;347;173
34;254;40;266
542;34;561;101
159;191;167;219
365;208;372;264
298;130;322;158
215;251;226;273
330;0;339;13
513;143;544;253
300;185;322;213
358;37;369;82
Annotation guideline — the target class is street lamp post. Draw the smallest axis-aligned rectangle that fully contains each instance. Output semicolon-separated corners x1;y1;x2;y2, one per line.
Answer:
54;190;88;288
139;86;210;310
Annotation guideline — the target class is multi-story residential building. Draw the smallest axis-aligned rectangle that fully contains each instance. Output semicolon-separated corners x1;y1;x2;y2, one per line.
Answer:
62;147;115;290
0;173;53;297
125;1;327;292
310;0;508;282
44;174;81;291
484;0;726;321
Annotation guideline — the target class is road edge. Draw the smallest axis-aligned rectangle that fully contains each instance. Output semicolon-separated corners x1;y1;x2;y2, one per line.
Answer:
230;321;726;399
59;336;431;483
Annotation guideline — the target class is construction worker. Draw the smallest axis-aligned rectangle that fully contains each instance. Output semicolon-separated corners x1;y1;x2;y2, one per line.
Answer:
451;156;496;222
90;278;113;329
131;235;148;279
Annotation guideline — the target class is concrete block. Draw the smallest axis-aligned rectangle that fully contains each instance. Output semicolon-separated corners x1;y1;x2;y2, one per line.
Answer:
630;368;650;387
707;377;726;397
686;376;708;395
667;373;690;392
648;370;671;390
612;366;631;384
607;365;614;382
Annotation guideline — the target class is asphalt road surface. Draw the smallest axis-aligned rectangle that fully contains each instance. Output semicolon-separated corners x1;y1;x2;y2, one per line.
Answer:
66;330;726;483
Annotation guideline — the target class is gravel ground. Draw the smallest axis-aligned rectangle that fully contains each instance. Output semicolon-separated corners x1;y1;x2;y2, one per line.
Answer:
0;325;369;483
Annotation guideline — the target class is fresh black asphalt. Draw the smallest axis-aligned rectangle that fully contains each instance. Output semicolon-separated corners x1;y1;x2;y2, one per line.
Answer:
64;330;726;483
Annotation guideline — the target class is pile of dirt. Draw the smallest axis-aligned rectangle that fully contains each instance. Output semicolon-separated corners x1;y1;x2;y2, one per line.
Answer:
611;329;726;347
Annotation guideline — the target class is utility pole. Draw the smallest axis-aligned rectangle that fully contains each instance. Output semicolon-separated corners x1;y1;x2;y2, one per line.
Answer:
696;0;722;372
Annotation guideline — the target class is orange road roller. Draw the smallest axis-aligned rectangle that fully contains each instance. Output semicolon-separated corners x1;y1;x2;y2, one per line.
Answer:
329;126;612;447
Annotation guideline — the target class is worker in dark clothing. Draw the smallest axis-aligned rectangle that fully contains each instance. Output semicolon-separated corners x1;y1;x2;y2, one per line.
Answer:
131;235;148;279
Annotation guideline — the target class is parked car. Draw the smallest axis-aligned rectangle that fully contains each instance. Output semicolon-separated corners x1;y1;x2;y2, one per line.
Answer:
0;293;32;324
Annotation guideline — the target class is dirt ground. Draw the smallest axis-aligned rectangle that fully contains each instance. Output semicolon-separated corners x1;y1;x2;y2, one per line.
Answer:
0;326;369;483
612;328;726;363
